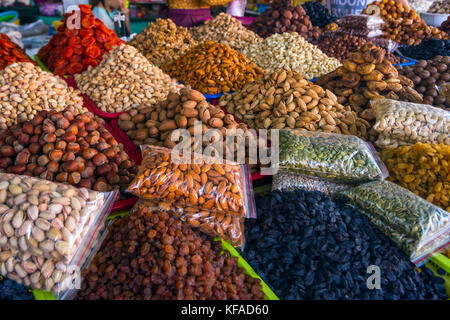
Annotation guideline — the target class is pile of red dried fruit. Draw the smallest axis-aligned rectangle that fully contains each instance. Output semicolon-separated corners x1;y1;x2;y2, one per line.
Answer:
76;202;265;300
37;4;124;76
0;33;34;70
0;107;137;195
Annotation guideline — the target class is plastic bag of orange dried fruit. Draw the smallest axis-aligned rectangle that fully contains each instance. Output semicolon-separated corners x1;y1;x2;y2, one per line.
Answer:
127;145;256;246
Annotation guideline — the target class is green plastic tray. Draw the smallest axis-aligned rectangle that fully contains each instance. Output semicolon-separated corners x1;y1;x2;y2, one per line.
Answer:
427;253;450;299
33;210;279;300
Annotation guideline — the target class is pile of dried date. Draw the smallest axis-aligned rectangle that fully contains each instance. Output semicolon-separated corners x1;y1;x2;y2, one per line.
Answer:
76;203;265;300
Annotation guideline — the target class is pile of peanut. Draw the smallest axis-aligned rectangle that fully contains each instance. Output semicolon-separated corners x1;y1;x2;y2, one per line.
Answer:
128;18;197;66
219;69;370;140
242;33;341;80
0;63;87;129
118;87;255;153
162;41;264;95
380;142;450;212
316;43;423;141
74;44;183;113
190;13;262;52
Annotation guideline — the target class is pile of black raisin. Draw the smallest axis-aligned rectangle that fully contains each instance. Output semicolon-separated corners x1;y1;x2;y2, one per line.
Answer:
0;278;34;300
398;39;450;60
302;1;337;28
243;190;448;300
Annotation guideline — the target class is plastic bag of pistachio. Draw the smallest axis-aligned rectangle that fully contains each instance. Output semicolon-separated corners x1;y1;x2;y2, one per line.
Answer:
272;171;349;198
340;180;450;266
276;129;388;183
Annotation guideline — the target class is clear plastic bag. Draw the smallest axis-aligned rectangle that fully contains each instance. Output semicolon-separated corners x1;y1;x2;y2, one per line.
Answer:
372;98;450;148
336;14;385;38
0;173;117;265
276;129;388;183
369;37;399;53
272;171;349;198
127;145;255;246
340;180;450;266
0;218;112;299
132;198;245;247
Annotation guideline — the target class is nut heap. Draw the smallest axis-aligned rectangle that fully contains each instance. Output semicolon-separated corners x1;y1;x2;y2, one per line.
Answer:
317;31;401;64
128;146;249;246
128;18;197;66
190;13;262;53
37;4;124;76
0;173;112;294
248;0;321;43
0;33;35;71
316;43;423;134
0;107;137;194
118;87;252;150
76;204;265;300
162;41;264;95
74;44;183;113
243;32;341;80
428;0;450;13
397;56;450;110
380;142;450;212
0;63;87;129
219;69;370;140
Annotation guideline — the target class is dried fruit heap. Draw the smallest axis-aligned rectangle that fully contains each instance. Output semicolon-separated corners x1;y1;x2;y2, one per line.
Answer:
128;18;197;66
249;0;321;43
316;43;422;140
162;41;264;95
37;4;124;76
380;142;450;212
0;33;34;71
76;204;265;300
0;107;136;194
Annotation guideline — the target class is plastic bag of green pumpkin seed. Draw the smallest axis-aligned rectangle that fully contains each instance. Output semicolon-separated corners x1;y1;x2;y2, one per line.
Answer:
340;180;450;266
272;171;350;198
275;129;388;183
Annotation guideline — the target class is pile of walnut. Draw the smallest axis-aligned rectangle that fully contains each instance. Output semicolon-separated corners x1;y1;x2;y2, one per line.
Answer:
219;69;370;140
316;43;422;141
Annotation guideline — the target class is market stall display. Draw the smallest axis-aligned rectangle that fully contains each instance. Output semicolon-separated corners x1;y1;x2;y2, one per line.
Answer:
428;0;450;13
74;44;182;114
0;63;88;130
218;69;370;140
248;0;321;43
441;16;450;32
301;1;337;29
316;43;423;141
0;33;34;71
380;142;450;212
128;18;198;66
37;4;124;76
243;32;341;80
342;180;449;266
396;56;450;110
335;14;384;38
190;13;262;53
243;189;448;300
372;98;450;148
76;203;265;300
0;107;137;195
162;41;264;95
